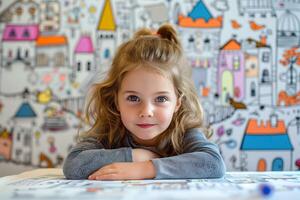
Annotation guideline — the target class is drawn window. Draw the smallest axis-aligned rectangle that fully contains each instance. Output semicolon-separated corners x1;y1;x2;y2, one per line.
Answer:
8;50;13;58
54;52;65;66
104;49;110;59
287;67;297;85
9;29;16;37
23;29;30;38
23;134;31;146
77;62;81;71
233;55;240;70
251;82;256;97
262;52;269;62
87;61;91;71
37;53;49;66
221;55;227;67
262;69;270;83
17;133;21;141
25;50;29;58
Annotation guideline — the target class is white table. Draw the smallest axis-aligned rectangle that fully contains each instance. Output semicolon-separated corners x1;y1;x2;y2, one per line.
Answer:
0;169;299;200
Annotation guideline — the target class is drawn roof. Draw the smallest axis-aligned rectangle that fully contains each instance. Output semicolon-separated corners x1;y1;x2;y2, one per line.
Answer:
220;39;241;50
14;102;37;118
97;0;116;31
240;119;293;150
75;35;94;53
188;0;212;22
36;35;67;46
178;1;222;28
2;24;39;41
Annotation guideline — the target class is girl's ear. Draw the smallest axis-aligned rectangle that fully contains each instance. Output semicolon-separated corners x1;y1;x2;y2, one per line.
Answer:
174;96;182;113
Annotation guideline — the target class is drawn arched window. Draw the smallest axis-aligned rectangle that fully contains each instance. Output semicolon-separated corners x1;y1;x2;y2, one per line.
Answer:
37;53;48;66
262;69;270;83
233;55;240;70
9;29;16;37
54;52;65;66
25;50;29;58
257;159;267;171
8;50;12;58
262;52;269;62
251;82;256;97
287;67;297;86
87;61;91;71
77;62;81;71
188;35;194;44
23;134;31;146
104;49;110;59
17;48;21;60
221;54;227;67
17;133;21;141
23;29;30;38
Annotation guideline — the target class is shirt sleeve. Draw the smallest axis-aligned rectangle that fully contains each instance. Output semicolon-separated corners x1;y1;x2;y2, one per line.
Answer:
151;129;226;179
63;137;132;180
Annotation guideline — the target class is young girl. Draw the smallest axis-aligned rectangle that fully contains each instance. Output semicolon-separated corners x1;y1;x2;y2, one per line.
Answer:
63;24;226;180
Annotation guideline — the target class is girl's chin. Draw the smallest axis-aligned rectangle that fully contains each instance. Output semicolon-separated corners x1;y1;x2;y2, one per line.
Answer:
131;133;159;146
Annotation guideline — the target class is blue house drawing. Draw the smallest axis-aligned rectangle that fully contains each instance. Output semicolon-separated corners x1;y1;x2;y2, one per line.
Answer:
240;115;293;171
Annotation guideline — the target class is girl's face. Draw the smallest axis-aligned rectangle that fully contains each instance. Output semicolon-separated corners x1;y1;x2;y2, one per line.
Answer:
117;67;181;146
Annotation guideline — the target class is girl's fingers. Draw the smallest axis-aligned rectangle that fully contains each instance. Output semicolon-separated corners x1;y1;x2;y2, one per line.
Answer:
89;167;117;180
97;167;116;175
95;173;118;180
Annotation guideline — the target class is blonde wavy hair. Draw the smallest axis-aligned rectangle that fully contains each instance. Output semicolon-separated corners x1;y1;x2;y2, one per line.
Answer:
83;24;209;156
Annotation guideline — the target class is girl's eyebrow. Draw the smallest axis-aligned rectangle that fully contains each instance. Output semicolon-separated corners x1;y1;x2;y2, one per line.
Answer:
123;91;171;95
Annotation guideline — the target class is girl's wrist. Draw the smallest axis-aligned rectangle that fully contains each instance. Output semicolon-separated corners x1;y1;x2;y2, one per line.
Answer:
142;160;156;179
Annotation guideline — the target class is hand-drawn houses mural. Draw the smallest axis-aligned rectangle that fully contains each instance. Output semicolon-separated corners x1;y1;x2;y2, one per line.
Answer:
0;0;300;175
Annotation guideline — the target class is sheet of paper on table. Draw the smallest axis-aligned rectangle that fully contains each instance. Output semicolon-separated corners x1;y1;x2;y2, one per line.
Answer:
0;169;299;200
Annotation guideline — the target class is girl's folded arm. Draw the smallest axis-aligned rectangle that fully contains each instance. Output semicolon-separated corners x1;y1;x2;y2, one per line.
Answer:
151;130;226;179
63;137;132;180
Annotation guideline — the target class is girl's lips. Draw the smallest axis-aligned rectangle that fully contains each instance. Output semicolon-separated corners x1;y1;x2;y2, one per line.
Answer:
136;124;155;128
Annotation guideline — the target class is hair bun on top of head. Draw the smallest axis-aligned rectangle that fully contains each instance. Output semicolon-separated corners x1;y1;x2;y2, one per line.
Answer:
133;28;153;38
157;24;180;46
133;24;180;46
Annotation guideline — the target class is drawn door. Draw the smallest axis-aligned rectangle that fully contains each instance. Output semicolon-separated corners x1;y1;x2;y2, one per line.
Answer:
221;70;233;104
272;158;284;171
257;159;266;171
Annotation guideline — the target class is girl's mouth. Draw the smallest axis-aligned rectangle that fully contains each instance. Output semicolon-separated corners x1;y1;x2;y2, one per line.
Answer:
136;124;155;128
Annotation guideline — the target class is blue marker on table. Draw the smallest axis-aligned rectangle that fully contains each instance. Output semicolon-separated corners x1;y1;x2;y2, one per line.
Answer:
258;183;274;198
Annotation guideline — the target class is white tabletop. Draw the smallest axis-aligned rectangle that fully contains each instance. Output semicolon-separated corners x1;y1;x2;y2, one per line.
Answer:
0;169;299;200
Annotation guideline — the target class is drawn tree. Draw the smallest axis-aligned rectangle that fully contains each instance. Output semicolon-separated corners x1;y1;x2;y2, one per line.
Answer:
280;46;300;96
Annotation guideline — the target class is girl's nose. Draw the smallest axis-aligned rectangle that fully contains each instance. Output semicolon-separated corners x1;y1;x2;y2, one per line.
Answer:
139;103;154;118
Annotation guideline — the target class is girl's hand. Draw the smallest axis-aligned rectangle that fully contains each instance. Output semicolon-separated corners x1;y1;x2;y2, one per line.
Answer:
88;161;156;180
132;148;160;162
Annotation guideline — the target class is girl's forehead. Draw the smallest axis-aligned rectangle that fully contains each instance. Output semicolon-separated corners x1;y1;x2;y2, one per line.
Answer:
119;67;176;92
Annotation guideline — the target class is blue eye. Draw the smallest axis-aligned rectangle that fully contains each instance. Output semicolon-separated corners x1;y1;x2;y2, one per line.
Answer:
126;95;140;102
156;96;168;103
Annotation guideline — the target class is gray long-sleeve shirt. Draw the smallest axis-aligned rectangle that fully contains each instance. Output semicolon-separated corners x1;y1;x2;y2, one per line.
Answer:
63;128;226;179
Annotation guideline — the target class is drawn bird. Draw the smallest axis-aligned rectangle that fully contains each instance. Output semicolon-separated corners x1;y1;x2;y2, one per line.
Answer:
37;88;52;104
231;20;241;29
229;98;247;110
249;21;265;31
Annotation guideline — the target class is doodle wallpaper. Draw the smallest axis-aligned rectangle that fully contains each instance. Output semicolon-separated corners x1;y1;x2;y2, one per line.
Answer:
0;0;300;175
